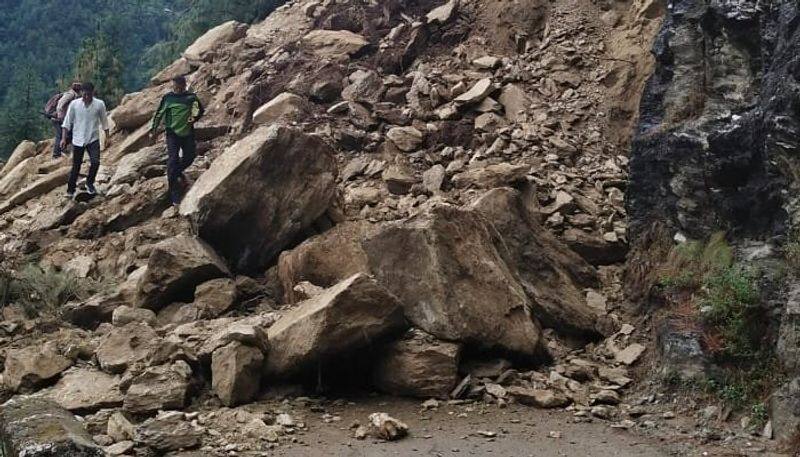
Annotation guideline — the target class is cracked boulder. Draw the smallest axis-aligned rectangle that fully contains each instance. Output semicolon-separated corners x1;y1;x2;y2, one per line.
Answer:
180;125;337;272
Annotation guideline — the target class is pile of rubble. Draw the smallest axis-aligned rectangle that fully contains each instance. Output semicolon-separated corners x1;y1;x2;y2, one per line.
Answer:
0;0;666;455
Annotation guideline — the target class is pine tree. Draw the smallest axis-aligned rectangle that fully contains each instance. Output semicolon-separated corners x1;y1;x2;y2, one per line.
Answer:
73;31;126;108
0;65;48;158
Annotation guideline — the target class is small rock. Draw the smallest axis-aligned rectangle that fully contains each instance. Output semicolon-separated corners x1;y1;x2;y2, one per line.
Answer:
368;413;408;441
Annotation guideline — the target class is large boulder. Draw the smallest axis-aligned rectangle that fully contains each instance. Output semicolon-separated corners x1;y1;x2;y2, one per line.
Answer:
266;273;406;377
151;57;195;85
372;330;461;398
365;205;543;356
0;398;104;456
109;145;165;187
180;125;337;272
136;235;230;310
3;345;72;392
0;167;71;216
278;221;380;303
471;188;601;337
111;89;164;131
252;92;307;125
134;414;203;452
46;368;124;412
212;341;264;406
302;30;368;57
96;323;161;374
183;20;248;62
278;205;545;357
0;157;37;198
194;278;238;318
124;361;193;414
0;140;37;176
165;314;272;362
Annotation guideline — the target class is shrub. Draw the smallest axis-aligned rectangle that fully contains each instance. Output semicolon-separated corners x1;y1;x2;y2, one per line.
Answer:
700;266;761;359
2;263;110;316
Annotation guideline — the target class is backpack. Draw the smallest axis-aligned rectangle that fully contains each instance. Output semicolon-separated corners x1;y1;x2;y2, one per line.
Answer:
44;92;64;119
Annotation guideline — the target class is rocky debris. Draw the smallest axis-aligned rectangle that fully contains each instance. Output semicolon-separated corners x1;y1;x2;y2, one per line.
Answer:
107;411;136;442
342;69;384;104
211;341;264;406
372;329;461;398
134;412;203;452
135;235;230;310
194;278;238;318
96;322;161;374
426;0;459;24
46;368;123;412
0;167;70;215
266;273;406;377
506;386;570;408
183;20;248;62
124;361;193;414
387;126;424;152
112;305;157;327
0;398;104;456
367;412;408;441
108;145;165;188
3;345;72;392
302;30;368;57
454;78;493;105
164;314;272;362
180;125;337;272
614;343;645;365
252;92;307;125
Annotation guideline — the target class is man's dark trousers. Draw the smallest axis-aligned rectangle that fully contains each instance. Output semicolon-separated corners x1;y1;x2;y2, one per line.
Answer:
52;120;63;157
166;131;196;204
67;140;100;194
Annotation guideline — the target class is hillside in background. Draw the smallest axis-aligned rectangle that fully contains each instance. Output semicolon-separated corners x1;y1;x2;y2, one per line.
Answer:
0;0;281;159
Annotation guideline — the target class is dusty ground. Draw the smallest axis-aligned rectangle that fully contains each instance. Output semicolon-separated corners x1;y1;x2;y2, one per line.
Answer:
222;397;787;457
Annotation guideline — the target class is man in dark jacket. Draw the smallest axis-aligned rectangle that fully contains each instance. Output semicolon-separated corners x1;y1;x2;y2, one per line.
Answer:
150;76;204;205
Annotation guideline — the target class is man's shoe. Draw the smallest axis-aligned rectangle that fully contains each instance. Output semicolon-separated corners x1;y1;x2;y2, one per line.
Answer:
86;184;97;195
65;191;75;199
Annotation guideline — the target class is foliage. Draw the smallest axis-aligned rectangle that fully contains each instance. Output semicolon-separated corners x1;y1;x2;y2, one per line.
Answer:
0;263;110;316
700;266;761;359
73;32;126;108
0;65;50;156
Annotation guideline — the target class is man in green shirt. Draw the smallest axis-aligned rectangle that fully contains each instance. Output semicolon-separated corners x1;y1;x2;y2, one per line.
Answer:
150;76;204;205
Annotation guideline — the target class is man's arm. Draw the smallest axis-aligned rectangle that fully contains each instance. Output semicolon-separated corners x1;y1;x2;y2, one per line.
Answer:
100;101;111;146
151;96;167;133
190;94;204;123
60;102;74;147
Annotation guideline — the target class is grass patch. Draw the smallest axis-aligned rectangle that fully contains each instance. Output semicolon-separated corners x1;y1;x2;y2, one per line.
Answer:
0;263;111;317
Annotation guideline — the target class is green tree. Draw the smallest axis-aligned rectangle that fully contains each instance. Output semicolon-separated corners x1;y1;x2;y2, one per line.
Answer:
73;31;126;107
0;65;49;156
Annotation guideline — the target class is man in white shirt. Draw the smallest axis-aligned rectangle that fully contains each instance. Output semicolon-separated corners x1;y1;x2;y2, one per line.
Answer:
61;82;111;198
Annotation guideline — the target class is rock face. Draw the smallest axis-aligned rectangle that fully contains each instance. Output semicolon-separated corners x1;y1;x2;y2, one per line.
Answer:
266;273;406;377
0;397;104;456
770;377;800;443
136;235;230;310
180;125;337;272
3;346;72;392
211;341;264;406
252;92;307;125
372;330;461;398
183;20;248;62
627;1;790;240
